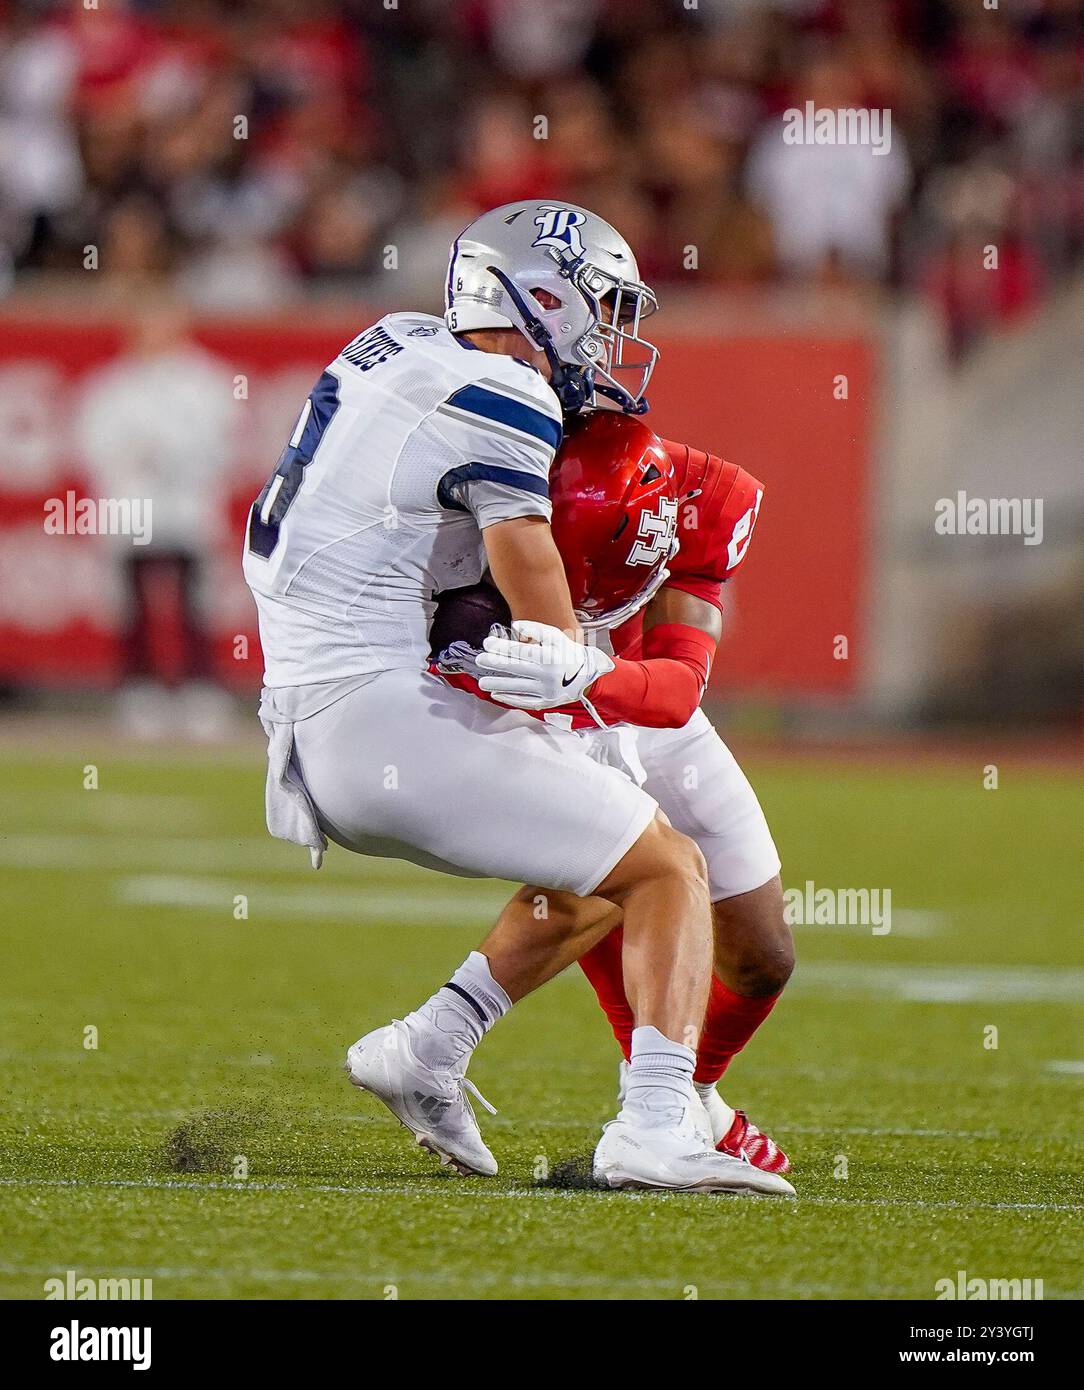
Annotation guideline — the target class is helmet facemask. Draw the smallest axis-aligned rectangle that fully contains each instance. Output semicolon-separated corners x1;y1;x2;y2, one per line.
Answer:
545;245;659;415
575;541;677;631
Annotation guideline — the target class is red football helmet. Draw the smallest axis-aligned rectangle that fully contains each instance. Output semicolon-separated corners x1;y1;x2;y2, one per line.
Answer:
550;410;679;630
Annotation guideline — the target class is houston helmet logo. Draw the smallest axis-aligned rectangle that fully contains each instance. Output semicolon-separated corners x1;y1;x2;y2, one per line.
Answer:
533;207;587;257
628;497;678;567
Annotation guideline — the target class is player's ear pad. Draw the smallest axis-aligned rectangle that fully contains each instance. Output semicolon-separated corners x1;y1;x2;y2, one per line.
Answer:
428;581;512;660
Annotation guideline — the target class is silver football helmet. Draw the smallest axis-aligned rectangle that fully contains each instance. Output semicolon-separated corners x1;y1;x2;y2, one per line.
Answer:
444;201;659;414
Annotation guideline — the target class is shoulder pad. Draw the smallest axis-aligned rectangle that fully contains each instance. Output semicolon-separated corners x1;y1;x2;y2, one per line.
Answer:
671;449;765;583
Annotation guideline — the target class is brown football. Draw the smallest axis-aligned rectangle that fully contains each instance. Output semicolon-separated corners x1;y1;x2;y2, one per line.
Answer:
428;580;511;660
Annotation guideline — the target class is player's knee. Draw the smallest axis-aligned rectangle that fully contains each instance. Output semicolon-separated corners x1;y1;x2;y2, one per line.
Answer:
660;824;710;901
714;878;794;996
730;931;794;997
643;821;712;918
728;917;794;995
598;816;709;908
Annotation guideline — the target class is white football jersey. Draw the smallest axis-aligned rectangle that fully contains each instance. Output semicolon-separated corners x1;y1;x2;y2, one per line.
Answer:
243;312;563;686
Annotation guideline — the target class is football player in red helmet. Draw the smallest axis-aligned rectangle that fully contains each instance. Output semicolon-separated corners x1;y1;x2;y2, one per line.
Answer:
431;410;793;1176
550;411;679;633
432;411;681;720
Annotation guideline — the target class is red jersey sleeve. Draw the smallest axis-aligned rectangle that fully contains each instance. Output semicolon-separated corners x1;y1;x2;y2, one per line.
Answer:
661;439;765;611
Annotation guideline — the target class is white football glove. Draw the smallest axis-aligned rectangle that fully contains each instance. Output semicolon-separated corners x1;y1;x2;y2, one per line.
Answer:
476;620;615;710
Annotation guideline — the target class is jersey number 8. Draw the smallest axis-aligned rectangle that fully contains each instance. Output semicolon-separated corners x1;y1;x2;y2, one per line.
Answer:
246;371;342;560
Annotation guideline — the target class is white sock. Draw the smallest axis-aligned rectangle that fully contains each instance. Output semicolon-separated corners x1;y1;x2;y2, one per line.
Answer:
622;1025;696;1126
693;1080;736;1134
402;951;512;1073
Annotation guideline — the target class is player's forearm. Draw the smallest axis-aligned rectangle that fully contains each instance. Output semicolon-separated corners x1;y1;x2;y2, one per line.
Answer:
482;515;580;636
585;623;716;728
579;585;722;729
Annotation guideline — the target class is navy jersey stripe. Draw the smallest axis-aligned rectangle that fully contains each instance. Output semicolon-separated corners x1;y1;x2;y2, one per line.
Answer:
438;462;551;512
444;383;562;450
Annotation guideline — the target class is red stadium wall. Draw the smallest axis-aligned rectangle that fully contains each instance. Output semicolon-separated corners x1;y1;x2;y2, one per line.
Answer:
649;338;875;696
0;316;873;698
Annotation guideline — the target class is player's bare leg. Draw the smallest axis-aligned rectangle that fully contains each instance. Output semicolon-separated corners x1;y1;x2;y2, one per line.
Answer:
710;876;794;1000
477;888;620;1001
589;817;714;1044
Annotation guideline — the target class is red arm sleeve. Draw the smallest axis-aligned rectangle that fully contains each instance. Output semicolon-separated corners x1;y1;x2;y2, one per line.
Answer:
585;622;717;729
430;622;717;730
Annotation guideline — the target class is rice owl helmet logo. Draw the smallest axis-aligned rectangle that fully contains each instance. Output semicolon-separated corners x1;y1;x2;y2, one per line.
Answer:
532;207;587;257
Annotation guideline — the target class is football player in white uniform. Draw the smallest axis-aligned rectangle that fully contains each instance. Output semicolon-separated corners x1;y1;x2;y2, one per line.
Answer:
243;201;793;1196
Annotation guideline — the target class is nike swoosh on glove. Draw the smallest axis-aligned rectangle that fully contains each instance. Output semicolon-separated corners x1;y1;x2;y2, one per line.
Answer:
475;620;615;710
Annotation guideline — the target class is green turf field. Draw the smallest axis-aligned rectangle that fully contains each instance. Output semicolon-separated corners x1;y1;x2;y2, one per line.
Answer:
2;739;1082;1300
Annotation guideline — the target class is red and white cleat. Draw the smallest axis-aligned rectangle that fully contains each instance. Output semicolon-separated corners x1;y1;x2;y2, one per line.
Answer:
717;1109;791;1175
695;1081;792;1174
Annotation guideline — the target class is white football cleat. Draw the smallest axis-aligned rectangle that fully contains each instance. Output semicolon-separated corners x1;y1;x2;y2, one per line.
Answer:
619;1060;792;1175
617;1059;712;1145
593;1098;795;1196
346;1020;498;1177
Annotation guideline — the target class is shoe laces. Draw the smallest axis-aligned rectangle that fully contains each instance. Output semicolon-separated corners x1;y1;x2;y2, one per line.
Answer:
453;1073;497;1117
461;1075;497;1116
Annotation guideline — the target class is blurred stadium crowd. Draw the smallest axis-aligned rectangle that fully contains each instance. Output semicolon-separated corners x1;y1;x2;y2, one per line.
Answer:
3;0;1084;359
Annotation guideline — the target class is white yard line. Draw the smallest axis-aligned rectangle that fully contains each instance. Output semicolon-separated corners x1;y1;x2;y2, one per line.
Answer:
1;1175;1080;1213
9;792;209;832
887;909;946;937
0;833;278;872
113;874;507;922
798;1194;1084;1213
791;961;1084;1004
0;833;401;878
0;834;515;908
1047;1060;1084;1075
790;909;945;939
0;1260;923;1297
